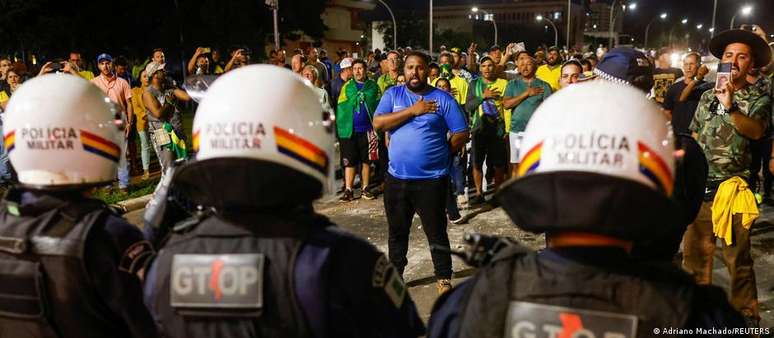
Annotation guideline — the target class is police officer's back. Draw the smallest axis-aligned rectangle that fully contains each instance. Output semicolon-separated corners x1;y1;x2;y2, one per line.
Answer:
143;66;425;338
428;82;747;338
0;75;157;337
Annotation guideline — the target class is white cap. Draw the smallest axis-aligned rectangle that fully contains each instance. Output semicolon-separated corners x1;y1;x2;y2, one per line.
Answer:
339;57;353;69
4;74;123;188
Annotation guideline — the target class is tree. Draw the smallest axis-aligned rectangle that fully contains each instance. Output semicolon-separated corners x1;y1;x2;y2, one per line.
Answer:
0;0;328;61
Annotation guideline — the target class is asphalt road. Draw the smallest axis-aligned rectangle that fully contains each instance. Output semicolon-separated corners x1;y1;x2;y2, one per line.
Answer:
125;192;774;329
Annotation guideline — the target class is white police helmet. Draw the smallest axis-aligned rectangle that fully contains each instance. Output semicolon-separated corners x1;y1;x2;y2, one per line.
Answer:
174;65;335;209
4;74;123;189
497;81;678;241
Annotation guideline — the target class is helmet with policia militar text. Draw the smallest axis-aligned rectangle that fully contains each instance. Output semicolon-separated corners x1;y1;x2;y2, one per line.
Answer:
172;65;335;210
495;81;680;242
3;74;123;189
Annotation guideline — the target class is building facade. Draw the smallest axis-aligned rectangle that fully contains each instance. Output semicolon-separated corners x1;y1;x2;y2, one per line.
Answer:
434;0;586;49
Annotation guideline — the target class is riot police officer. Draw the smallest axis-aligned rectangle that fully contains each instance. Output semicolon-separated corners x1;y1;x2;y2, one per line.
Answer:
427;81;748;338
142;65;425;337
0;75;158;337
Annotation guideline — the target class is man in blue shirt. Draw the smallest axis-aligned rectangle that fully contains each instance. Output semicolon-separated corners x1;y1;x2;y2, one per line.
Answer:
373;51;469;295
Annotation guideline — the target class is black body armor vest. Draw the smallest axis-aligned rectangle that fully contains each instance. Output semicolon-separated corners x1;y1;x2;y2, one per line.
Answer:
457;246;701;338
148;212;333;338
0;194;121;338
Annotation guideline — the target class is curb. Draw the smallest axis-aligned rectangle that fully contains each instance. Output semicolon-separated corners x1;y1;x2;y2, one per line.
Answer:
112;194;153;214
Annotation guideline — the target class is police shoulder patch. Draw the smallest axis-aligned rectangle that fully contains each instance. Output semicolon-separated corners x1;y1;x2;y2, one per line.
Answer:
372;255;405;308
170;254;264;314
505;301;638;338
119;240;154;275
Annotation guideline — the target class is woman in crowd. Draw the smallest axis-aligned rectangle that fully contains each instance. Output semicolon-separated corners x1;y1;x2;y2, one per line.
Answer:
302;64;332;113
0;69;22;110
131;70;154;179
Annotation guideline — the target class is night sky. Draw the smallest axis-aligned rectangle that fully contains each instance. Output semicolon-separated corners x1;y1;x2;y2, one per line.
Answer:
369;0;774;43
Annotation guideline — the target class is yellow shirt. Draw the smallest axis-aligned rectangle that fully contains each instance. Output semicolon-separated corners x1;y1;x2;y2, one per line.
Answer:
131;87;148;131
79;70;95;81
432;76;468;105
471;78;510;133
0;90;9;105
711;176;758;245
535;64;561;92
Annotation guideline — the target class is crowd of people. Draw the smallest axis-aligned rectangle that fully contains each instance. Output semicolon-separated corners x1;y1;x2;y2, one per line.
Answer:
0;20;772;337
314;24;772;328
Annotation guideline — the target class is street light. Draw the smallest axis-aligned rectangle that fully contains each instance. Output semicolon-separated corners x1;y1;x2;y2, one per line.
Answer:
609;1;636;48
644;12;667;49
730;5;753;29
373;0;397;50
470;6;498;46
536;15;558;47
696;24;703;30
669;18;688;46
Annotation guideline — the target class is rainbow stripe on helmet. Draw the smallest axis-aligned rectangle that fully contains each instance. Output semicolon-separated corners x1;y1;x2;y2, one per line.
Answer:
80;130;120;163
3;130;15;153
637;141;673;196
274;126;328;175
517;141;543;177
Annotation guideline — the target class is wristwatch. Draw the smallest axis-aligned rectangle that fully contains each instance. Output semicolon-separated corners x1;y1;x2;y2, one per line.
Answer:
722;101;739;115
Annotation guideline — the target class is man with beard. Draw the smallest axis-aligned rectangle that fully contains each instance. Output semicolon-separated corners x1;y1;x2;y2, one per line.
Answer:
331;57;353;112
91;53;133;193
373;51;469;295
535;46;562;91
685;29;772;327
465;56;508;205
503;52;552;177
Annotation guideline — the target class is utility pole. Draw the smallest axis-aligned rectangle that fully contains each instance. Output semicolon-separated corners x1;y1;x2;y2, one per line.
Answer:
266;0;280;51
566;0;571;48
429;0;433;57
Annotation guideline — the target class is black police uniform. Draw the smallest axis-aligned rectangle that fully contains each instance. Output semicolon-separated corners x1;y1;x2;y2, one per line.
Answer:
427;166;746;338
143;205;426;338
428;245;747;338
0;188;157;338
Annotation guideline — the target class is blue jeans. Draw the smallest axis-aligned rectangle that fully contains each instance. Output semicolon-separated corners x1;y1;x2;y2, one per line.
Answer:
445;154;465;219
450;153;466;195
118;138;129;189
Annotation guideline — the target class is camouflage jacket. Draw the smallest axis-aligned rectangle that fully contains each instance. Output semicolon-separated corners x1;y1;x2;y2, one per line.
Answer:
689;84;772;183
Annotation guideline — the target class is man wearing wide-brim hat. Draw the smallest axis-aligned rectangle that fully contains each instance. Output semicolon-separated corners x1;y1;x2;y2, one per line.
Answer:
684;28;772;327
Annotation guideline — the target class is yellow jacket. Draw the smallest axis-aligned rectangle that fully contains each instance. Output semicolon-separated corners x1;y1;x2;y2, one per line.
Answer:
711;176;758;245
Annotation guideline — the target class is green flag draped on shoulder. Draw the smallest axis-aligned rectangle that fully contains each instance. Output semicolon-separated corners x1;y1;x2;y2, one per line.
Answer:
336;79;380;139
